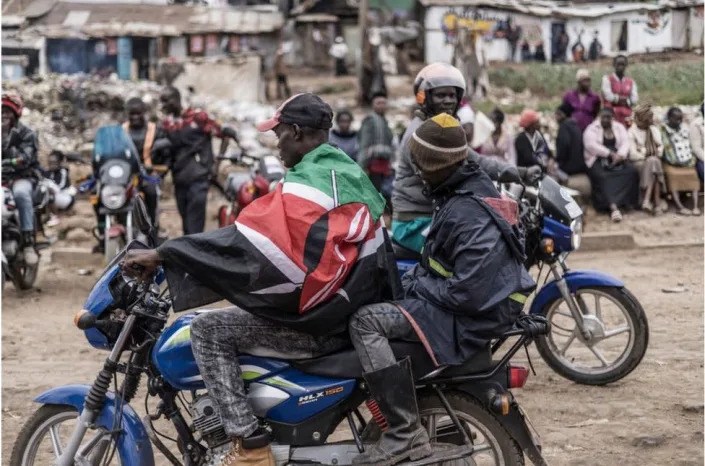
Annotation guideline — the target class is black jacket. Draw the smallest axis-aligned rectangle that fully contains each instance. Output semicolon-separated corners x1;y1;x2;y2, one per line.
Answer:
515;130;552;168
2;122;39;179
556;118;587;175
396;162;535;366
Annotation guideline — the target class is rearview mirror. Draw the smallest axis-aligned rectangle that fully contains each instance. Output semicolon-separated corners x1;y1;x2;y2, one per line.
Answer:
133;196;155;246
498;166;522;184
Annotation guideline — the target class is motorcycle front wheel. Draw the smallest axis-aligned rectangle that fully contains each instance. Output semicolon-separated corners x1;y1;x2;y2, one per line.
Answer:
535;286;649;385
10;404;122;466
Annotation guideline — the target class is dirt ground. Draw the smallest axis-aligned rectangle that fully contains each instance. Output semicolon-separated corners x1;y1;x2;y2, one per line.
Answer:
2;205;703;465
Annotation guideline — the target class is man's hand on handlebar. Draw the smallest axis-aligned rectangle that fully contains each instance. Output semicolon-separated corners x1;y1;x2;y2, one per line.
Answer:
522;165;543;186
121;249;163;282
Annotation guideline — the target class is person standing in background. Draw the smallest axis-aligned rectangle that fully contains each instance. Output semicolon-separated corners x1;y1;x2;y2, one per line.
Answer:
123;97;168;227
689;103;704;184
628;104;665;215
601;55;638;126
563;69;601;132
329;109;358;161
160;86;239;235
274;44;291;100
329;36;349;76
358;91;394;194
588;31;603;61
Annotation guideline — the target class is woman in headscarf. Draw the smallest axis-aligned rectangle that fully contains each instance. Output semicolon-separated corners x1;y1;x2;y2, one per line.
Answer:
514;109;552;167
563;68;601;132
584;107;640;222
628;103;665;214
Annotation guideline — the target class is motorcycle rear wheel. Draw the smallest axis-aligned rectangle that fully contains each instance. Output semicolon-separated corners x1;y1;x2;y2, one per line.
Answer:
10;404;121;466
535;286;649;385
362;392;524;466
11;261;37;290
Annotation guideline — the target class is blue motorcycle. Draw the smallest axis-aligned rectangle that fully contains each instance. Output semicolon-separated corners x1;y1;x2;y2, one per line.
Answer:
396;172;648;386
11;199;549;466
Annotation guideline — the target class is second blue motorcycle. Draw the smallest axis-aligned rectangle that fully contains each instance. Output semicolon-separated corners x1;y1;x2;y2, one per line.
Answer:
396;173;649;386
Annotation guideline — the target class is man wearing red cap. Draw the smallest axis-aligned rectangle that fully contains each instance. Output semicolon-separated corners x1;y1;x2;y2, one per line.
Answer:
122;93;397;465
2;94;39;265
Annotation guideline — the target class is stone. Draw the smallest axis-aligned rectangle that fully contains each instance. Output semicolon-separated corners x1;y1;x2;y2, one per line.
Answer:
65;228;92;243
631;435;666;448
680;403;704;414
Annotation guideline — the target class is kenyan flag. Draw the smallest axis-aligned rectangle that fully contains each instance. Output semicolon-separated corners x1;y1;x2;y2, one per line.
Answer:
159;143;397;336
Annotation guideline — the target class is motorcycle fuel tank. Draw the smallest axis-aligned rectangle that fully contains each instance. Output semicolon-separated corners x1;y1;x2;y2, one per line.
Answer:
153;312;357;423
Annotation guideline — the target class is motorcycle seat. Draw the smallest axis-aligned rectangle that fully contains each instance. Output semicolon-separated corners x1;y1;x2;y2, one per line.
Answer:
291;341;492;381
392;240;422;261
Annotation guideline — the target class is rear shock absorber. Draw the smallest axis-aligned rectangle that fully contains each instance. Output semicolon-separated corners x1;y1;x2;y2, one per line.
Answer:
366;399;388;431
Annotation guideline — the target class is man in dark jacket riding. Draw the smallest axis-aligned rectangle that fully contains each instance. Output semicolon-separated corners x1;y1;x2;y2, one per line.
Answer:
2;94;39;265
392;62;541;253
349;113;535;466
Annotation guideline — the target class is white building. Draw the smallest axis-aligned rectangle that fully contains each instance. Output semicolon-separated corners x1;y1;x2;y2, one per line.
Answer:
420;0;704;63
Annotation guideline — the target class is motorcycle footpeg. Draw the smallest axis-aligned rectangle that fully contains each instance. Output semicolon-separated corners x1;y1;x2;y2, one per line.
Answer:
399;444;475;466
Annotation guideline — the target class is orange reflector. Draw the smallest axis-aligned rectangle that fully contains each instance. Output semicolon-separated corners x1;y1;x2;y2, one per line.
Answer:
541;238;555;254
500;395;510;416
74;309;89;327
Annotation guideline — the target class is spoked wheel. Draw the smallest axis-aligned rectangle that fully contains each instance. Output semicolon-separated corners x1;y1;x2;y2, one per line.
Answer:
535;286;649;385
418;393;524;466
10;405;122;466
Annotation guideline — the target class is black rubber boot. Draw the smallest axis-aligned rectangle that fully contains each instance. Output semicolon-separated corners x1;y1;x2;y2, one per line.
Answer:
353;357;432;466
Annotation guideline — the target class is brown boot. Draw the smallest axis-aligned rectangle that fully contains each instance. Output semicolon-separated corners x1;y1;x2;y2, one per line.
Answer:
220;437;275;466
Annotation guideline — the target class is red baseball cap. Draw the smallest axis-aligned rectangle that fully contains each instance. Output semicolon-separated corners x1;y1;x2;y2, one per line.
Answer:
257;93;333;132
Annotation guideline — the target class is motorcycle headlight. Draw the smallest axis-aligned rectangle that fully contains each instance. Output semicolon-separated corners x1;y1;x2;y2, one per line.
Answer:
100;185;126;210
570;217;583;250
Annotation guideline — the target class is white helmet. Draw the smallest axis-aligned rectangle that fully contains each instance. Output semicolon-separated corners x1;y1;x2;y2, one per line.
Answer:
413;62;466;106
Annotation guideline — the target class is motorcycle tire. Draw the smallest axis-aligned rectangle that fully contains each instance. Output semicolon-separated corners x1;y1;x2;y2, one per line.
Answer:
361;392;524;466
10;404;120;466
534;286;649;386
11;262;37;290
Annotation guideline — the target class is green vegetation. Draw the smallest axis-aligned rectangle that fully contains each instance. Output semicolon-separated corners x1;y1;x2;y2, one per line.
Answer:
489;59;704;107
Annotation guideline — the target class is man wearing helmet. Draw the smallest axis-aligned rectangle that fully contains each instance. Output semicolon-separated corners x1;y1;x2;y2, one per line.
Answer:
2;94;39;265
391;63;540;253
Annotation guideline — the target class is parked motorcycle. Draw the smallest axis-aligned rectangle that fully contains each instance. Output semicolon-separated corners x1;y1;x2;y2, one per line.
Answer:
1;185;38;290
11;197;549;466
511;173;648;386
395;169;649;386
80;155;162;263
214;148;285;228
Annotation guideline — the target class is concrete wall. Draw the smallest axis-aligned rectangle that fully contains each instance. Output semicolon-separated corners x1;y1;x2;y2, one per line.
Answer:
424;5;689;65
423;6;552;63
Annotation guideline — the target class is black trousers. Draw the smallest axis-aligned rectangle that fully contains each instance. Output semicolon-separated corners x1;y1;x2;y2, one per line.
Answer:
276;74;291;99
175;181;209;235
141;182;159;227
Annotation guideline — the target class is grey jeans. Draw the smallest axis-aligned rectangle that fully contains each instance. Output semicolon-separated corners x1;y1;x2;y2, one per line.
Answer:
348;303;419;373
11;178;34;232
190;307;349;438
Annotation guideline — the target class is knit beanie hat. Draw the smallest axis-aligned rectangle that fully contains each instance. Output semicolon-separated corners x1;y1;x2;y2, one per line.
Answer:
408;113;468;174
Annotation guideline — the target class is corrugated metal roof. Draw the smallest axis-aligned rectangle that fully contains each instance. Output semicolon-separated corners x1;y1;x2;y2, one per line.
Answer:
8;1;284;36
419;0;703;17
